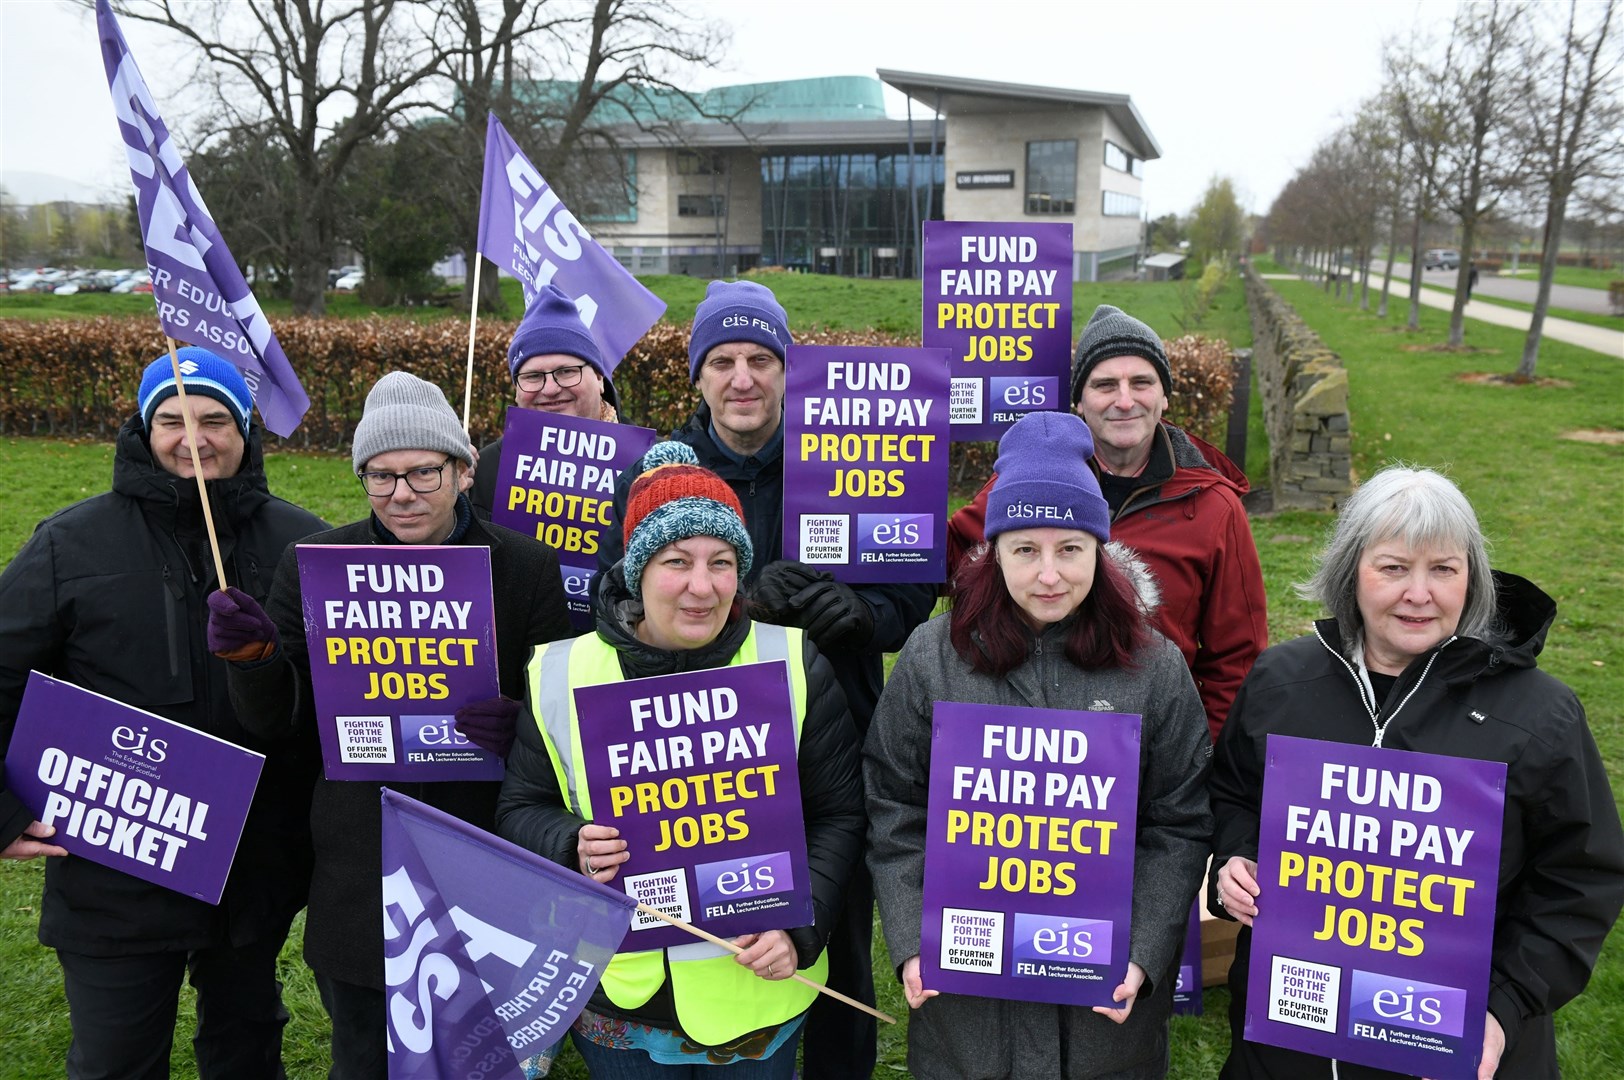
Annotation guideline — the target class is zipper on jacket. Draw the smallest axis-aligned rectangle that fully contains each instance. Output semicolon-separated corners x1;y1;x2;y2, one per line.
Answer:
162;563;184;678
1313;627;1456;747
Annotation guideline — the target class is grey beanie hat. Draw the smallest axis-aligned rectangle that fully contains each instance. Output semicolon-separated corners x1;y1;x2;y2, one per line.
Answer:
1069;304;1172;405
352;372;474;472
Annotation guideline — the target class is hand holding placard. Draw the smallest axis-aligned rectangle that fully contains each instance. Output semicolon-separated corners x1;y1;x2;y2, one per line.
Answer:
1;820;68;860
207;587;279;663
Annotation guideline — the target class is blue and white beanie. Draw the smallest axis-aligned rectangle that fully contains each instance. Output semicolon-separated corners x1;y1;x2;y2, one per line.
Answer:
985;412;1111;544
138;347;253;438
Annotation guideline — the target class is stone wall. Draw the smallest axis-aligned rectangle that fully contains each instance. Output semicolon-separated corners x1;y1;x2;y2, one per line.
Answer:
1244;264;1353;509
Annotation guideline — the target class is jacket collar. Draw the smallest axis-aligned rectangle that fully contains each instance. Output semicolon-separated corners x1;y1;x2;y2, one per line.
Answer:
591;560;752;678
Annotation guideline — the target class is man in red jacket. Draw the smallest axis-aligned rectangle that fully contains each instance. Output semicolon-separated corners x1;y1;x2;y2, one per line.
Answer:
948;304;1267;741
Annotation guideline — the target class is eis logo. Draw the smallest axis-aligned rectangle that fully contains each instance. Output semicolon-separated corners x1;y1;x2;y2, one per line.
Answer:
1010;913;1113;975
990;377;1059;420
111;724;168;763
695;851;793;918
1346;970;1467;1040
400;715;474;762
855;514;933;562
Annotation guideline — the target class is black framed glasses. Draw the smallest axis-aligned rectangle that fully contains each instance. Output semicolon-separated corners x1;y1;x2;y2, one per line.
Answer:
515;363;589;392
358;456;453;497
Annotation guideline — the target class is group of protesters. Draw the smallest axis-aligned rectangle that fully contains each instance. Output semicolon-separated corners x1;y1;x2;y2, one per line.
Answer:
2;273;1621;1080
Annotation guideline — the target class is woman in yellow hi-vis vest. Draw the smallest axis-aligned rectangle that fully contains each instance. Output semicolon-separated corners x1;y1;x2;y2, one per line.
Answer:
496;443;864;1077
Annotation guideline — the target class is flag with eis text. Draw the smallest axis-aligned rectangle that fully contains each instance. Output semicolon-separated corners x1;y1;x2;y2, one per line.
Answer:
476;112;665;374
381;789;634;1079
95;0;309;437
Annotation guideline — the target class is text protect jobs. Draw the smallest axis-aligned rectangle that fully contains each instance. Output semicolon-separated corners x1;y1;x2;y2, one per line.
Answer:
298;545;503;782
1246;735;1505;1078
783;344;950;584
491;408;655;631
923;222;1073;443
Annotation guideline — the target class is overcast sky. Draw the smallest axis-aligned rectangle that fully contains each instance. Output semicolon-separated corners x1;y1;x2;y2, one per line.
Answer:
1;0;1460;216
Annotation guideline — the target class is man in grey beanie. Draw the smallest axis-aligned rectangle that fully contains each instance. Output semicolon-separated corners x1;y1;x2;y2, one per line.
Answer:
950;303;1268;743
209;370;573;1078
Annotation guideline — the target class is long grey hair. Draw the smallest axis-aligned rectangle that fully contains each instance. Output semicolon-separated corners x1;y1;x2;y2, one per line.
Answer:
1297;465;1502;659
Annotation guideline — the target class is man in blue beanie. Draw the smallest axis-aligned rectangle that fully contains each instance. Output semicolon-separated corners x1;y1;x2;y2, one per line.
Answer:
470;284;621;517
599;279;937;1080
0;347;327;1079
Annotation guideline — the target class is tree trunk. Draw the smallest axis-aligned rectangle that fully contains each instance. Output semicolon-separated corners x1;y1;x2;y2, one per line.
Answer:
1518;186;1569;378
1359;245;1371;311
1406;203;1424;330
290;204;329;316
1378;207;1400;318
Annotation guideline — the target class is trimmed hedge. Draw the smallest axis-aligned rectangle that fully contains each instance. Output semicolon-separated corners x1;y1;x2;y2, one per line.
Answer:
0;316;1237;496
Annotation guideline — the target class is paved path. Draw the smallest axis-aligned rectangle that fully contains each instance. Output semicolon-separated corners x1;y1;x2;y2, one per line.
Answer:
1387;260;1614;315
1258;271;1622;358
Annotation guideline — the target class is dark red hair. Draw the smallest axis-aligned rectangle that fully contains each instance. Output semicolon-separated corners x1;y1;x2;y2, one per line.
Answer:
949;543;1150;677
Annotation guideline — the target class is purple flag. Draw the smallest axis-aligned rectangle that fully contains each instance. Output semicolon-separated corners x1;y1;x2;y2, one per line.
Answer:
3;671;264;905
574;662;811;952
489;408;655;631
920;701;1141;1007
381;789;634;1078
95;0;309;438
922;222;1073;443
783;344;951;584
296;546;503;782
476;113;666;372
1246;736;1506;1078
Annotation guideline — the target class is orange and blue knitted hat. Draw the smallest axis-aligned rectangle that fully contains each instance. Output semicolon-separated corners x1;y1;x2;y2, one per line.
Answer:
622;442;752;594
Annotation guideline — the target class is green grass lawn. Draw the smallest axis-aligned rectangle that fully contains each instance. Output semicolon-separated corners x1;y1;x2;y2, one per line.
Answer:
2;272;1617;1077
1496;264;1623;291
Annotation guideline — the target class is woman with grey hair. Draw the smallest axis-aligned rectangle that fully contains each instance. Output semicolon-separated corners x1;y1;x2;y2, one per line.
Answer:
1207;464;1623;1079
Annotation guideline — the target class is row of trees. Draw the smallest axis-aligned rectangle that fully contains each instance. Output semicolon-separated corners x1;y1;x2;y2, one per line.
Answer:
1261;0;1622;377
92;0;738;315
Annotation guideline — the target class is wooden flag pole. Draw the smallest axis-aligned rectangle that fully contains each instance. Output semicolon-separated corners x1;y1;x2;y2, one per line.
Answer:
633;901;897;1025
164;336;230;591
461;255;485;434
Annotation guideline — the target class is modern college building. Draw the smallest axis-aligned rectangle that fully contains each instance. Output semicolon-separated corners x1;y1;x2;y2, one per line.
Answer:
586;70;1159;283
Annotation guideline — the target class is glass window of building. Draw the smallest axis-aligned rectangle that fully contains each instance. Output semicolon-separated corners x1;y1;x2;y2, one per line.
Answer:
1102;191;1142;217
576;153;638;223
678;194;726;217
1104;141;1129;173
677;151;724;175
1025;140;1077;214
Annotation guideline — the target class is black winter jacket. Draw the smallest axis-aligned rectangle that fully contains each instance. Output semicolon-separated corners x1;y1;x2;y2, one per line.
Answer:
0;416;326;955
596;403;938;731
495;564;865;1031
1209;572;1624;1079
228;510;573;988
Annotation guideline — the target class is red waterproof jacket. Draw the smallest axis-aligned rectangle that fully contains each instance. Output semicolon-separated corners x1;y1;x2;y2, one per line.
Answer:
947;422;1267;741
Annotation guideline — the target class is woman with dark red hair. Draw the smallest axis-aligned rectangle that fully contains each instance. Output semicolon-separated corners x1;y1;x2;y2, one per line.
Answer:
865;411;1212;1079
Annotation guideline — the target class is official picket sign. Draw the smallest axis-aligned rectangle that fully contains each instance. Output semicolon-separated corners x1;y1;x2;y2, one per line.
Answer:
1246;736;1506;1078
3;671;263;905
381;789;634;1079
922;221;1073;443
297;545;502;781
921;701;1141;1007
783;343;950;584
491;408;655;631
574;661;810;951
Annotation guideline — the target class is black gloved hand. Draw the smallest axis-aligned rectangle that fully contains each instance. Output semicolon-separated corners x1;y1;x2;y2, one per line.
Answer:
748;560;830;624
454;695;522;758
794;577;874;652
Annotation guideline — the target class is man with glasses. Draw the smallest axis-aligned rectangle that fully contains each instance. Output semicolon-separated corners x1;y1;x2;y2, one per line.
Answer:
471;284;621;517
209;371;572;1078
0;349;326;1079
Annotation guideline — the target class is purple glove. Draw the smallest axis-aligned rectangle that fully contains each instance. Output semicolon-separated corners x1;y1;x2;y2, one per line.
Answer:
455;696;522;758
206;586;279;662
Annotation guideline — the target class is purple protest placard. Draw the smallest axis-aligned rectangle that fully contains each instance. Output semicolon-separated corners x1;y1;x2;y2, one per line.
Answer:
3;671;263;905
490;408;655;630
1173;899;1203;1015
783;344;950;584
96;0;308;437
574;661;809;951
381;789;634;1079
477;113;665;372
297;546;502;782
921;701;1141;1006
1246;735;1506;1078
922;222;1072;443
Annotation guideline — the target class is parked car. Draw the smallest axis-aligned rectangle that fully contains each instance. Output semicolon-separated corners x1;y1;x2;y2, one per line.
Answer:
333;270;365;291
111;270;151;294
328;264;362;287
1423;248;1460;270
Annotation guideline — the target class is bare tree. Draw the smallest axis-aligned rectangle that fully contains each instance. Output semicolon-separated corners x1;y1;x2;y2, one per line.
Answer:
1514;0;1623;377
1434;1;1529;347
113;0;455;315
1384;29;1451;331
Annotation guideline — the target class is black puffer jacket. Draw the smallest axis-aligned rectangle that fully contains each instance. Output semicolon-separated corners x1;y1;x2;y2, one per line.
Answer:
597;403;938;732
495;564;865;1029
1209;571;1624;1079
228;510;573;988
0;415;326;954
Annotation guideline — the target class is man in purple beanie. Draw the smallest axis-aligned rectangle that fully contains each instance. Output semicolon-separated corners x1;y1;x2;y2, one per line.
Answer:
598;279;937;1080
470;284;620;516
